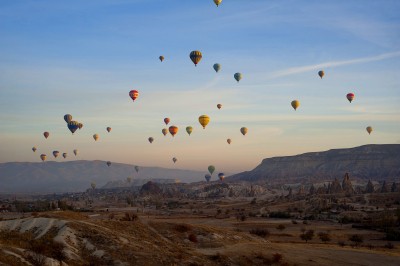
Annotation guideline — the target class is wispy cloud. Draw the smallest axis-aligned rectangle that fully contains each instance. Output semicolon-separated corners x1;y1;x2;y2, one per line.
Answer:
267;51;400;79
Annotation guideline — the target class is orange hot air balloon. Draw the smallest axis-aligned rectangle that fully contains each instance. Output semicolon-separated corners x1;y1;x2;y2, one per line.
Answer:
169;126;178;137
43;132;49;139
291;100;300;111
346;93;355;103
106;127;111;133
162;128;168;136
217;104;222;109
366;126;373;135
129;90;139;102
240;127;248;136
93;134;99;141
318;70;324;79
164;118;170;125
190;50;202;66
227;139;232;144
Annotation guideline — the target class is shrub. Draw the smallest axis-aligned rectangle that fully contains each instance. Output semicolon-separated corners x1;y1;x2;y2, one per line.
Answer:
272;253;283;263
292;220;298;224
188;233;198;243
240;214;247;221
269;211;291;218
175;224;192;233
276;224;286;231
338;241;346;247
249;229;270;238
300;229;314;243
386;229;400;241
348;234;363;247
318;232;331;243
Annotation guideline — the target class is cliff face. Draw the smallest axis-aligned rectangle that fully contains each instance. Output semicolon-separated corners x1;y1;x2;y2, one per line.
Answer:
229;144;400;183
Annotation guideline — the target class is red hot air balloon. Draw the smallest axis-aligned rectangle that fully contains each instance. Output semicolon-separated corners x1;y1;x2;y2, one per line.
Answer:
129;90;139;102
169;126;178;137
164;118;170;125
43;132;49;139
346;93;355;103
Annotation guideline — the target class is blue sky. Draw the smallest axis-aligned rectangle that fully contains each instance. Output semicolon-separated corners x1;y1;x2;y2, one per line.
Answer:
0;0;399;173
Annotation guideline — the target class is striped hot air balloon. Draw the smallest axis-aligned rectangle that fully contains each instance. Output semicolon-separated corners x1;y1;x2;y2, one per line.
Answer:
190;51;202;66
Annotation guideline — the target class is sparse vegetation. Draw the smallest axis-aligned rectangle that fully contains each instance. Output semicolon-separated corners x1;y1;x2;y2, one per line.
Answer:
276;224;286;231
348;234;364;247
318;232;331;243
300;229;314;243
249;228;270;238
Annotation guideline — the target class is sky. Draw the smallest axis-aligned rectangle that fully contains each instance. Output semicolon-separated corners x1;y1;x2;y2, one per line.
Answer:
0;0;399;174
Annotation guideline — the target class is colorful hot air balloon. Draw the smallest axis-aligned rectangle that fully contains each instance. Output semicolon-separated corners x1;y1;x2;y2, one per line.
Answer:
162;128;168;136
159;56;164;62
172;157;177;163
78;123;83;130
190;50;202;66
64;114;72;123
208;165;215;175
129;90;139;102
43;132;49;139
68;121;80;134
107;161;111;167
227;138;232;144
291;100;300;111
366;126;373;135
135;166;139;173
106;127;112;133
346;93;355;103
205;174;211;182
214;0;222;7
186;126;193;136
62;153;67;159
53;151;59;158
164;118;170;125
169;126;178;137
318;70;324;79
73;149;78;156
198;115;210;129
213;63;221;72
234;73;242;82
40;154;47;162
217;104;222;109
240;127;248;136
93;134;99;141
218;173;225;181
32;147;37;152
148;137;154;143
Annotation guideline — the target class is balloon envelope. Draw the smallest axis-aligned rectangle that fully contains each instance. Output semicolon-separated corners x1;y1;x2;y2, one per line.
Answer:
32;147;37;152
135;166;139;173
218;173;225;181
186;126;193;136
64;114;72;123
208;165;215;175
366;126;373;135
240;127;248;136
213;63;221;72
291;100;300;111
214;0;222;6
172;157;177;163
190;50;202;66
227;138;232;144
162;128;168;136
148;137;154;143
318;70;324;79
198;115;210;129
169;126;178;137
234;73;242;82
217;104;222;109
159;55;164;62
40;154;47;162
106;127;111;133
205;174;211;182
107;161;111;167
129;90;139;101
62;153;67;159
347;93;355;103
164;118;170;125
73;149;78;156
43;132;49;139
93;134;99;141
53;151;59;158
68;121;80;134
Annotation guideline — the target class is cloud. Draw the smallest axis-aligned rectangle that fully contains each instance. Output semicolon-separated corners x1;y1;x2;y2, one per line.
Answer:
267;51;400;79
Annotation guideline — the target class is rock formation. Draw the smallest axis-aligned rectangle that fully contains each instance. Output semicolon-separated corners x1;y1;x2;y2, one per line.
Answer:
342;173;355;195
366;180;375;193
329;178;343;194
391;182;398;192
380;181;389;193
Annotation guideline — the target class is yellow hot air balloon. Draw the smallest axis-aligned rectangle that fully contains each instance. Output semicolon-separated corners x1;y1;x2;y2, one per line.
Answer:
291;100;300;111
366;126;373;135
40;154;47;162
93;134;99;141
162;128;168;136
190;51;202;66
198;115;210;129
240;127;248;136
186;126;193;136
214;0;222;7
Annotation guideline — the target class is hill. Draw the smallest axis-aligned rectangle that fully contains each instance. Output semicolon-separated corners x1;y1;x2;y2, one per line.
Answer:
228;144;400;183
0;160;205;194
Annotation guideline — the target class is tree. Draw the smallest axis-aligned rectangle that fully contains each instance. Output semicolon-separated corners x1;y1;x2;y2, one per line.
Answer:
300;229;314;243
318;232;331;243
348;234;363;247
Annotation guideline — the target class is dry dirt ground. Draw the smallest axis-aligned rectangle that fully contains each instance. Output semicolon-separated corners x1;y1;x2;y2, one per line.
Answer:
0;211;399;266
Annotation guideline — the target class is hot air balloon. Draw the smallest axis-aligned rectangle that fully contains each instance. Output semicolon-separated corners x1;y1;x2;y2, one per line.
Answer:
213;63;221;72
366;126;373;135
53;151;59;158
106;127;112;133
159;56;164;62
68;121;80;134
164;118;170;125
218;173;225;181
64;114;72;123
62;153;67;159
227;139;232;144
78;123;83;130
318;70;324;79
169;126;178;137
129;90;139;102
208;165;215;175
162;128;168;136
107;161;111;167
135;166;139;173
91;182;96;190
148;137;154;143
198;115;210;129
205;174;211;182
346;93;355;103
32;147;37;152
291;100;300;111
43;132;49;139
40;154;47;162
186;126;193;136
93;134;99;141
240;127;248;136
214;0;222;7
217;104;222;110
190;50;202;66
73;149;78;156
234;73;242;82
172;157;177;163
